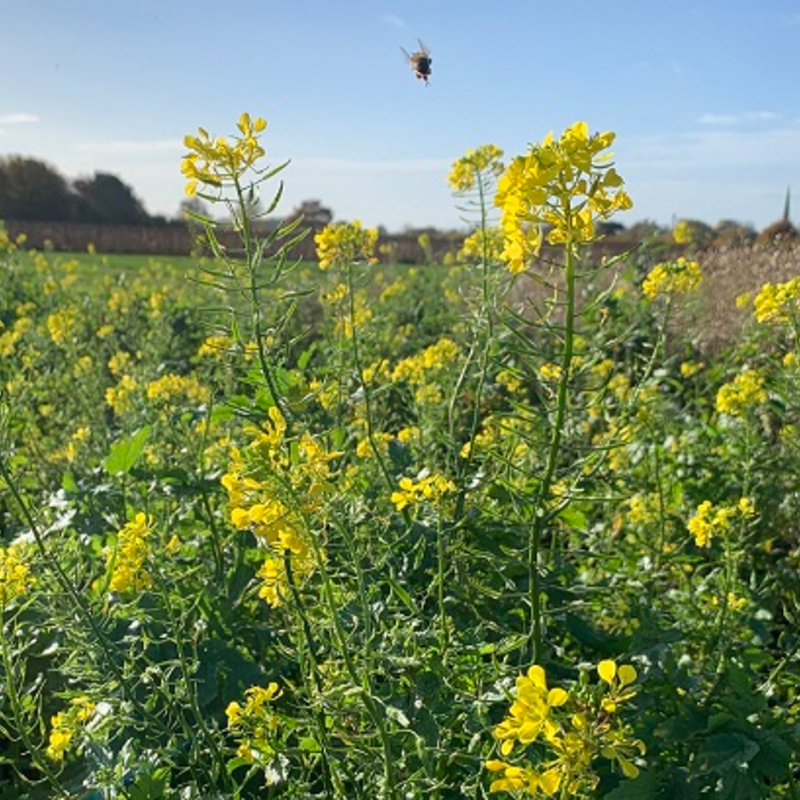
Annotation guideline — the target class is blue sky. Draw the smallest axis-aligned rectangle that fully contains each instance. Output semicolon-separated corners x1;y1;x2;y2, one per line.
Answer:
2;0;800;232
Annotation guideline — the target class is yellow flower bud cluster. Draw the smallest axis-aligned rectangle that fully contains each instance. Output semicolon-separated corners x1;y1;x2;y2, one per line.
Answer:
715;369;767;417
457;226;505;263
105;512;154;593
390;337;460;384
751;278;800;325
494;122;632;273
390;473;456;511
314;220;378;270
226;682;282;762
181;112;267;197
448;144;505;192
221;407;340;607
642;257;702;300
0;543;34;609
145;372;210;405
687;497;756;548
46;697;96;761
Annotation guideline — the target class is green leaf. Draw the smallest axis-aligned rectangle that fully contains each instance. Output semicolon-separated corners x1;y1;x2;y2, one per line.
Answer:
61;469;78;493
557;505;587;531
697;732;760;774
103;426;150;475
603;770;660;799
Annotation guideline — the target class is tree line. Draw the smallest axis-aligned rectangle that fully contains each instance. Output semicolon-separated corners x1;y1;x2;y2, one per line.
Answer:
0;155;169;226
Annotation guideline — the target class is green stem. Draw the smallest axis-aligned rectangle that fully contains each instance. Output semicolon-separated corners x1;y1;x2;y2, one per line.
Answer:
345;261;395;493
527;237;576;663
451;169;495;526
231;177;289;425
0;617;67;796
152;568;232;791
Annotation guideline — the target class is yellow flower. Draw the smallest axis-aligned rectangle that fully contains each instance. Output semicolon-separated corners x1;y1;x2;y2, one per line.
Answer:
598;661;638;713
105;513;154;593
494;122;630;272
0;544;34;609
46;307;79;344
391;473;456;511
448;144;505;192
226;682;282;762
181;112;268;196
493;665;569;754
642;257;702;300
672;219;693;244
752;278;800;325
46;697;96;761
715;370;767;417
315;220;378;270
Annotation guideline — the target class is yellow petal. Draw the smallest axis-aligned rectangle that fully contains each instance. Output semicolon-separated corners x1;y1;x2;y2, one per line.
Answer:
618;664;637;686
527;664;547;689
598;659;617;684
548;687;568;707
539;768;561;795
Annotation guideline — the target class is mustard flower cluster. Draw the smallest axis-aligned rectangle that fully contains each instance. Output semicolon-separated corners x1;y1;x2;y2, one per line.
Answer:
715;369;767;417
391;337;461;384
0;543;34;609
458;226;505;263
0;316;33;357
494;122;632;273
487;662;644;796
687;497;756;548
0;222;25;254
46;307;78;344
448;143;505;192
314;220;378;270
105;513;154;593
46;697;96;761
221;407;340;607
751;278;800;325
641;257;702;301
181;112;268;197
146;372;210;405
226;682;282;762
390;473;456;511
105;374;139;416
672;219;694;244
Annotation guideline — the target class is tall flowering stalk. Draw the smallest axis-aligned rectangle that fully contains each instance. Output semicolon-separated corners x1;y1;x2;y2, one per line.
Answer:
182;113;307;421
493;122;632;661
447;145;505;520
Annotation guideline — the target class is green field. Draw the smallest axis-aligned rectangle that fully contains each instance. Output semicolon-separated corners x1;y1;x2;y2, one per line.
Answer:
2;127;800;799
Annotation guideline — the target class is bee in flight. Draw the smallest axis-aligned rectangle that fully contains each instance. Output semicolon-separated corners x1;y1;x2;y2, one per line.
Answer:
401;40;432;86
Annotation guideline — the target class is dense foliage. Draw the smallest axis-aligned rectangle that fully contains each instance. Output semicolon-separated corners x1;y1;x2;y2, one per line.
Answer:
1;115;799;799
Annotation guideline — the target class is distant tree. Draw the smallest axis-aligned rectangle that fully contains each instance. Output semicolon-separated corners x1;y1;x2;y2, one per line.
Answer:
626;220;666;240
0;156;73;221
714;219;756;247
757;218;799;245
179;196;212;222
286;199;333;228
676;219;715;248
596;221;626;238
72;172;150;225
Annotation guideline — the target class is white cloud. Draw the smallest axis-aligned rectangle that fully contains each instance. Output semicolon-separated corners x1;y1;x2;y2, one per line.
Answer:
73;139;182;156
623;124;800;171
698;111;782;126
381;14;406;28
0;112;40;124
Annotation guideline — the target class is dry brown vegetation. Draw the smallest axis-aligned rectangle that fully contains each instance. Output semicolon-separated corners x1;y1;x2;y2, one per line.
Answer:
679;243;800;353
